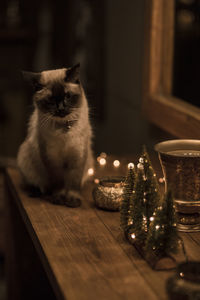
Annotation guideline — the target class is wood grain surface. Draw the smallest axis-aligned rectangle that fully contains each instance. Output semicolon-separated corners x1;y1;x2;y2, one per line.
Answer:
4;157;200;300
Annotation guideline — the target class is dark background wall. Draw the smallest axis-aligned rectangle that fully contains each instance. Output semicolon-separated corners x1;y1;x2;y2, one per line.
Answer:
0;0;169;159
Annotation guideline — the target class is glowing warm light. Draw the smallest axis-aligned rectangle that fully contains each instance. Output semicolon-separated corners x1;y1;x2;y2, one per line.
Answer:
159;177;165;183
155;225;160;230
150;217;154;221
113;160;120;167
139;157;144;163
88;168;94;176
94;178;100;184
131;233;136;239
137;163;144;170
97;156;101;162
128;162;134;169
99;158;106;166
180;272;184;277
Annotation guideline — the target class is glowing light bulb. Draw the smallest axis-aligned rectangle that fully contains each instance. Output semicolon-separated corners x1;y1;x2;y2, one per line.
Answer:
88;168;94;176
128;162;134;169
155;225;160;230
113;160;120;167
97;156;101;162
159;177;164;183
131;233;136;239
150;217;154;221
99;158;106;166
139;157;144;163
137;163;144;170
94;178;100;184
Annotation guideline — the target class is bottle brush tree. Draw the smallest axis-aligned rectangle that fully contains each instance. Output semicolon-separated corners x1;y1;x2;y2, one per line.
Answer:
128;146;161;244
145;190;179;260
120;163;136;233
129;163;147;244
140;145;160;230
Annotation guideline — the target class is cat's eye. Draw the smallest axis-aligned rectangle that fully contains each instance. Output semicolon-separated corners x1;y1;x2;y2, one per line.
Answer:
65;92;71;99
46;99;55;106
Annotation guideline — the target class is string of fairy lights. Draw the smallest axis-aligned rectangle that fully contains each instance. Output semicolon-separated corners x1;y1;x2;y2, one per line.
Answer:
90;151;181;263
87;152;137;182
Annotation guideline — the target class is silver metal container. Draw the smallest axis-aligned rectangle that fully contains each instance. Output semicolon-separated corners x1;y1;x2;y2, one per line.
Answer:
155;139;200;232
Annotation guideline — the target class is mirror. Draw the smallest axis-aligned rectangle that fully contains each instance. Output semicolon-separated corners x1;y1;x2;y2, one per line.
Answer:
143;0;200;139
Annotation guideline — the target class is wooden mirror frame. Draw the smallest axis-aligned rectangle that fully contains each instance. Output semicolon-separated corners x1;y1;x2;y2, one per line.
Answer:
143;0;200;138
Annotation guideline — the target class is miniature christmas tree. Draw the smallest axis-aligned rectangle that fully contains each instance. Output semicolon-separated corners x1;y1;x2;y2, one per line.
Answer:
128;163;147;243
145;190;179;260
120;163;136;233
140;145;160;230
127;146;160;244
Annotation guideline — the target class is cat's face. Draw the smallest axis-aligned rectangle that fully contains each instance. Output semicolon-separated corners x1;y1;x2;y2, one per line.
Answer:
23;64;82;119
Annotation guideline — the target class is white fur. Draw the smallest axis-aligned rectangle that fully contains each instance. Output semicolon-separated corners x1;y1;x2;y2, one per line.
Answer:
17;68;94;194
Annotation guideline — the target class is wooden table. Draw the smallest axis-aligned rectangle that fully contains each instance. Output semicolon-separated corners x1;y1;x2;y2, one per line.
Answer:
4;157;200;300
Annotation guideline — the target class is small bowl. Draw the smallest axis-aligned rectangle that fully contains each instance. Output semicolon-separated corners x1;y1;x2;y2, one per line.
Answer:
93;176;125;211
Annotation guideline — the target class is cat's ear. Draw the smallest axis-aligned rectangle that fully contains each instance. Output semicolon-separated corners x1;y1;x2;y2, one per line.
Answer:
65;63;80;84
22;71;43;91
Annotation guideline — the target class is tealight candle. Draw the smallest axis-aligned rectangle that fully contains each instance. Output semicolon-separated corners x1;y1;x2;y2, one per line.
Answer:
93;176;125;211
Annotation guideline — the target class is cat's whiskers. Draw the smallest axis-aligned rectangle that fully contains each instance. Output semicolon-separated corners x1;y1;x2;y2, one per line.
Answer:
39;114;52;130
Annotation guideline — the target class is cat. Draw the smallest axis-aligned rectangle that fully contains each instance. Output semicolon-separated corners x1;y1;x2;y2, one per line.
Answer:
17;64;94;207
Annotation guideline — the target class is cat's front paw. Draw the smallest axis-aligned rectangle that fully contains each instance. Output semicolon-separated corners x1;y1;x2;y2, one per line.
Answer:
65;190;82;207
51;190;82;207
51;190;66;205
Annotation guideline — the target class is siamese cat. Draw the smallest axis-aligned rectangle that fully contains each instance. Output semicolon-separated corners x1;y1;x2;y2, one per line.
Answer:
17;64;94;207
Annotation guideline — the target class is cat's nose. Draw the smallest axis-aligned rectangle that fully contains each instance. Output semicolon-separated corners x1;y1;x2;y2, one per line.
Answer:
58;102;65;110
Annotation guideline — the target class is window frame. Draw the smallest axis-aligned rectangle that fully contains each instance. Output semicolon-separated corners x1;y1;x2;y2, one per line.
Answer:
143;0;200;138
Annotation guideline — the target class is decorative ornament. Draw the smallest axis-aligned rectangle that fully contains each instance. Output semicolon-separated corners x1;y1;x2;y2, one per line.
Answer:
93;177;125;211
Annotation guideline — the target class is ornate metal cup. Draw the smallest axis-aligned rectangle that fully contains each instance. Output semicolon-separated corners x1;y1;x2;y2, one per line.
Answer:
93;176;125;211
155;139;200;232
